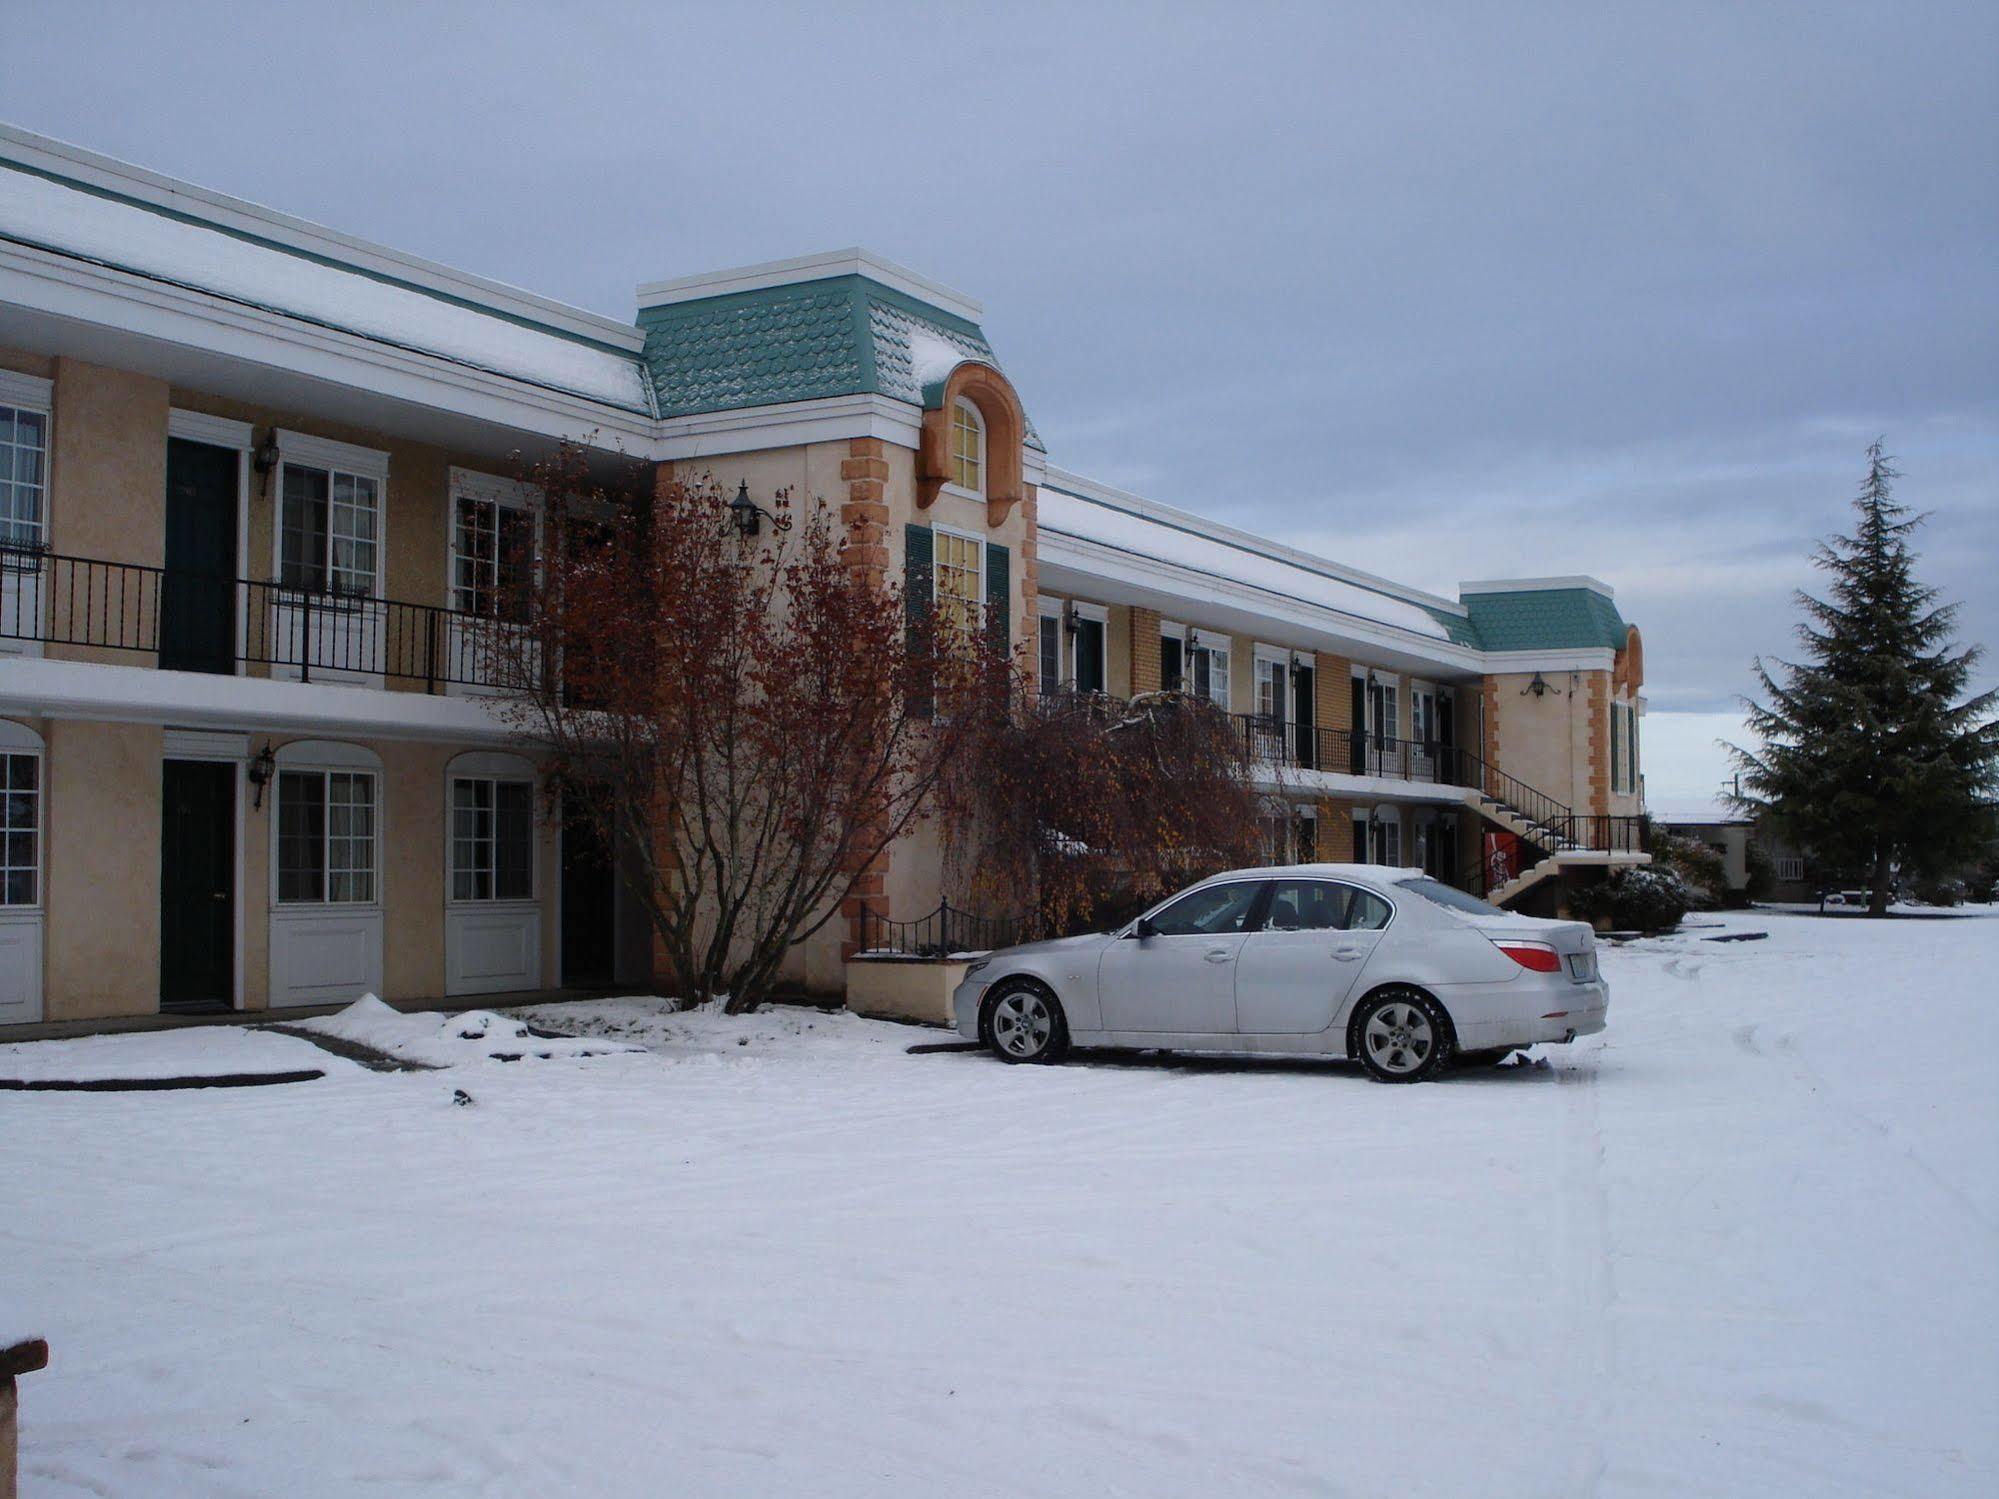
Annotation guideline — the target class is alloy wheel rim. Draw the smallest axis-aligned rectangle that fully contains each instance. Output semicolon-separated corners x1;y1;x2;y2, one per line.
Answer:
1363;1000;1433;1074
992;992;1052;1057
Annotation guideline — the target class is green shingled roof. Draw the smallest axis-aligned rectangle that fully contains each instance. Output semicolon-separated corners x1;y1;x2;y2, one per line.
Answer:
1459;587;1629;652
638;274;1042;446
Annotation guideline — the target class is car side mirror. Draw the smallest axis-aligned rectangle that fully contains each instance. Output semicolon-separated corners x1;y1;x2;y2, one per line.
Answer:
1131;916;1159;940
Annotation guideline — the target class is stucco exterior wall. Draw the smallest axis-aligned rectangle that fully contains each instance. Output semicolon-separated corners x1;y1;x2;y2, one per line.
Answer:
1484;669;1599;811
45;360;169;669
43;719;162;1021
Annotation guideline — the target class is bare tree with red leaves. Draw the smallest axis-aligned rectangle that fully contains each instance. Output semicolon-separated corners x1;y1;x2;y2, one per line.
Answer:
939;687;1264;939
490;445;1008;1012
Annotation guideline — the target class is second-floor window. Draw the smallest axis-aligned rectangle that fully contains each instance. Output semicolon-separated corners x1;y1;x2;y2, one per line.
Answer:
934;529;984;648
282;463;379;596
1038;611;1061;692
1190;637;1229;709
453;496;533;620
950;399;984;494
0;401;48;552
277;769;377;903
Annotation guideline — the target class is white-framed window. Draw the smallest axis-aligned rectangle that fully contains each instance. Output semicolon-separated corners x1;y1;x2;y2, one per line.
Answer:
451;776;534;902
1411;684;1437;746
1359;805;1401;866
276;432;387;597
1;749;40;906
950;398;984;495
1037;597;1063;692
453;496;533;619
933;526;985;648
1611;702;1640;793
1777;856;1805;883
0;380;50;553
1191;631;1230;709
1367;676;1401;747
1256;651;1288;727
1071;601;1108;694
450;469;539;621
277;768;378;904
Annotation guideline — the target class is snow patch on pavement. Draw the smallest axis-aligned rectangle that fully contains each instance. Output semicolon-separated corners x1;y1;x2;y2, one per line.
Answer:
296;994;646;1068
0;1024;349;1083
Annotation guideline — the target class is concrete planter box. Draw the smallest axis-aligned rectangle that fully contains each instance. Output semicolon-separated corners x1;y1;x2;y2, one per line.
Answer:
843;956;970;1027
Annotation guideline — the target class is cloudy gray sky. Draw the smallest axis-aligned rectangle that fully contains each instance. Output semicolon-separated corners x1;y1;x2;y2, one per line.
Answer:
11;1;1995;799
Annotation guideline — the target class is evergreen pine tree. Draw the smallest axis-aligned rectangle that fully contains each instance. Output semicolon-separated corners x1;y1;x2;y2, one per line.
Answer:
1730;442;1998;915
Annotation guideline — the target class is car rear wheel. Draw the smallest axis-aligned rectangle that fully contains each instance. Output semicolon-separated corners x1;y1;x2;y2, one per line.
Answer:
1353;988;1452;1083
982;981;1069;1065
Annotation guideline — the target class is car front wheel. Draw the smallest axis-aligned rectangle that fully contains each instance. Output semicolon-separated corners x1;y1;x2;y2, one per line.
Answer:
1353;988;1452;1083
982;981;1069;1065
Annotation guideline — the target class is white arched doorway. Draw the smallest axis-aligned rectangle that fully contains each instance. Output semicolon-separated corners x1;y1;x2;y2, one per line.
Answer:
0;718;45;1024
444;750;542;996
268;739;385;1008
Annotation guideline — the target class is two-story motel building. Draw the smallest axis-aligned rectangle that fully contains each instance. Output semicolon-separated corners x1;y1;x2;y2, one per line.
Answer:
0;124;1647;1028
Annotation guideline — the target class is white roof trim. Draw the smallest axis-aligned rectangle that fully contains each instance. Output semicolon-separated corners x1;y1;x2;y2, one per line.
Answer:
0;123;643;353
1459;575;1616;599
1045;466;1466;620
0;368;51;411
168;408;253;449
636;247;983;324
449;466;539;508
277;428;389;479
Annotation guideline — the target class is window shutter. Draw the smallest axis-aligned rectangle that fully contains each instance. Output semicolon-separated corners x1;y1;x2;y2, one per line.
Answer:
1609;705;1623;793
905;524;934;719
984;541;1010;652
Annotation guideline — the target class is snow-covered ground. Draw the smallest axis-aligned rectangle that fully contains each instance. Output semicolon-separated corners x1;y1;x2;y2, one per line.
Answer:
3;910;1993;1497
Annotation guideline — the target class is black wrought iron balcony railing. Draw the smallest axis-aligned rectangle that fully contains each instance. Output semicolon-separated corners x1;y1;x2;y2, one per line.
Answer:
853;900;1023;958
0;546;535;693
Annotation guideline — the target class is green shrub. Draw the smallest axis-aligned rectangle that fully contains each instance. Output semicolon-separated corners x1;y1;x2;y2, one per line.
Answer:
1743;839;1777;902
1610;865;1693;932
1653;832;1728;911
1912;875;1966;907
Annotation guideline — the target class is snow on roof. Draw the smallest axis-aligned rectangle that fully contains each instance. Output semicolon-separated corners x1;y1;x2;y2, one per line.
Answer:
1037;485;1453;642
0;165;651;412
1649;798;1752;826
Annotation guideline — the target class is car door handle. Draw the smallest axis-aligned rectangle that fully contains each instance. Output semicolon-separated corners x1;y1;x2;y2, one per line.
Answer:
1331;945;1365;961
1203;948;1233;963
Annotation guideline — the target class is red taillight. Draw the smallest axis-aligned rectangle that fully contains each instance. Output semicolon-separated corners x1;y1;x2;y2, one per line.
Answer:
1494;940;1562;973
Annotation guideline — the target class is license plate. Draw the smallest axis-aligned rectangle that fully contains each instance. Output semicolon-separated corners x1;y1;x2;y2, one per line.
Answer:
1567;953;1594;981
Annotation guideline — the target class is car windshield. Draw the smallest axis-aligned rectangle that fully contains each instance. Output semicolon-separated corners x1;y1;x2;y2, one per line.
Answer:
1398;877;1506;918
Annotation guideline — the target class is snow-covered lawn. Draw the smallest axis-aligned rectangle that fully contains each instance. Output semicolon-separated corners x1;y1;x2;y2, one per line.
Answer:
3;911;1993;1497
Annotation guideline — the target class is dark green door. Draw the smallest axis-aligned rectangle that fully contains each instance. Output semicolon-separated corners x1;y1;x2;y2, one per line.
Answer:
161;759;234;1012
560;794;616;986
1349;676;1366;774
161;438;237;674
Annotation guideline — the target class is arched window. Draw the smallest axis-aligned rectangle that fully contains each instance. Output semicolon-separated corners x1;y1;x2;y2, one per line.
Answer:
950;398;985;495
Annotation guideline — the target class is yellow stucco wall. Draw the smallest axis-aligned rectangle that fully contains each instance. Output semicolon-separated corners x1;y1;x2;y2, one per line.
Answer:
43;719;162;1021
1484;669;1602;810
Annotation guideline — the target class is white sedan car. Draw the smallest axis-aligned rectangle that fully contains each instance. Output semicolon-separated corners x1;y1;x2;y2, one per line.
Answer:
951;864;1607;1082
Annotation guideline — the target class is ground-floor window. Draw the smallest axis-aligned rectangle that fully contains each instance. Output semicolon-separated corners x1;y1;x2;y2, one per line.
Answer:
1357;806;1401;866
451;777;534;901
278;769;377;903
1;751;38;906
1777;856;1805;883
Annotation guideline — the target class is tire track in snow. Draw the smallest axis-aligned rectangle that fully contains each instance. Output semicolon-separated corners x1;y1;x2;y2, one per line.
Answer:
1552;1048;1615;1498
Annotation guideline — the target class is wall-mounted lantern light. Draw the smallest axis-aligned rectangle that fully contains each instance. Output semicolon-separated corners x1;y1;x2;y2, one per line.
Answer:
1523;671;1549;699
728;479;776;539
251;431;280;476
248;742;277;810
